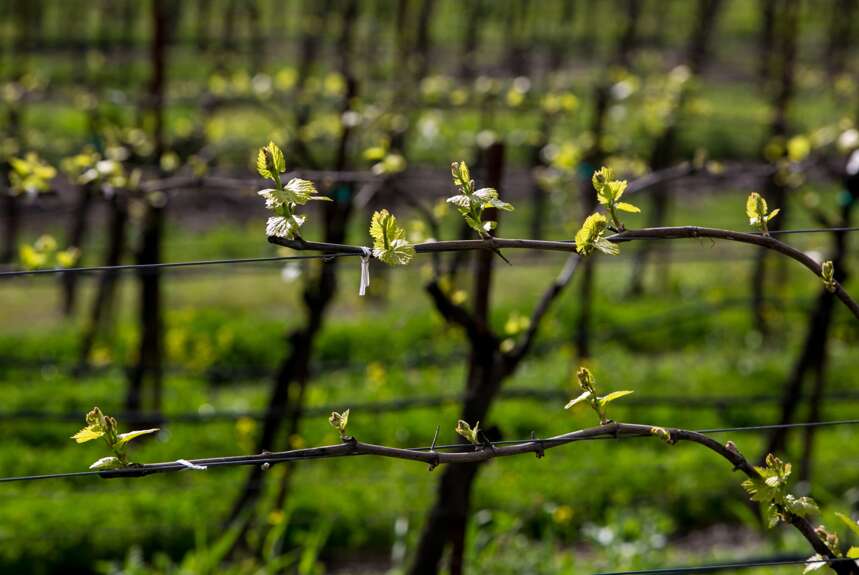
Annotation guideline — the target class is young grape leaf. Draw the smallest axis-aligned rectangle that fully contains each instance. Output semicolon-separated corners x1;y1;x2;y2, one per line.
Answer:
370;210;415;266
598;390;634;407
115;428;160;447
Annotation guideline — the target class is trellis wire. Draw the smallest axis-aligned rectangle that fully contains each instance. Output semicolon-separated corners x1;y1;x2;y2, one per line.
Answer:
0;252;358;278
0;225;856;280
0;418;857;484
594;556;855;574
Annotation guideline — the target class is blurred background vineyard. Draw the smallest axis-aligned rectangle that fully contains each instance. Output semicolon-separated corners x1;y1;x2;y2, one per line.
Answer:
0;0;858;573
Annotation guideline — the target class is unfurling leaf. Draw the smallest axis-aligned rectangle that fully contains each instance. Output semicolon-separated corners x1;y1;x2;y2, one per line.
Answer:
575;213;619;256
284;177;328;205
455;420;480;445
598;390;634;407
746;192;779;234
746;192;768;224
72;426;105;444
591;166;639;229
257;141;285;180
89;456;123;470
265;214;306;239
451;161;472;191
257;142;324;238
73;406;151;469
115;428;160;447
569;367;631;424
615;202;640;213
576;367;596;393
329;409;350;438
447;160;513;237
821;260;837;293
369;209;415;266
784;494;819;518
564;390;592;410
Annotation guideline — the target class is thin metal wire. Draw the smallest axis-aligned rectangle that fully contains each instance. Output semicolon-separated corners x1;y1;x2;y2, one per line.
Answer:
0;418;857;484
0;225;857;279
593;556;851;574
0;252;357;278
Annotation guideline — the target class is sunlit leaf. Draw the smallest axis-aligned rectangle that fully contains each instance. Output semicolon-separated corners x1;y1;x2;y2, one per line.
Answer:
72;426;105;444
598;390;634;407
89;456;123;470
115;428;160;447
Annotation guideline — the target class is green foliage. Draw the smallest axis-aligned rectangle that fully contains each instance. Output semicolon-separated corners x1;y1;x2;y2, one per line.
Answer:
447;160;513;237
328;410;350;439
369;209;415;266
62;150;128;189
821;260;837;293
574;213;619;256
592;166;640;231
565;367;633;425
745;192;780;235
72;407;159;470
257;141;330;239
456;419;480;445
836;512;859;537
741;453;819;528
8;152;56;197
18;234;79;270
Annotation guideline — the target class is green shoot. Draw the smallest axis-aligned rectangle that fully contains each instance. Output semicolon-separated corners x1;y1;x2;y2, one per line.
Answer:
746;192;780;236
741;453;819;528
329;410;350;439
72;407;159;470
455;420;480;445
592;166;640;231
821;260;837;293
565;367;633;425
257;141;330;239
446;160;513;237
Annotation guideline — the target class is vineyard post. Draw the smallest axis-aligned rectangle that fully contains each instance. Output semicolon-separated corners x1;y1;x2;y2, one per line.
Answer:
824;0;857;82
76;190;129;373
457;0;483;81
547;0;576;73
126;0;170;420
60;180;96;316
